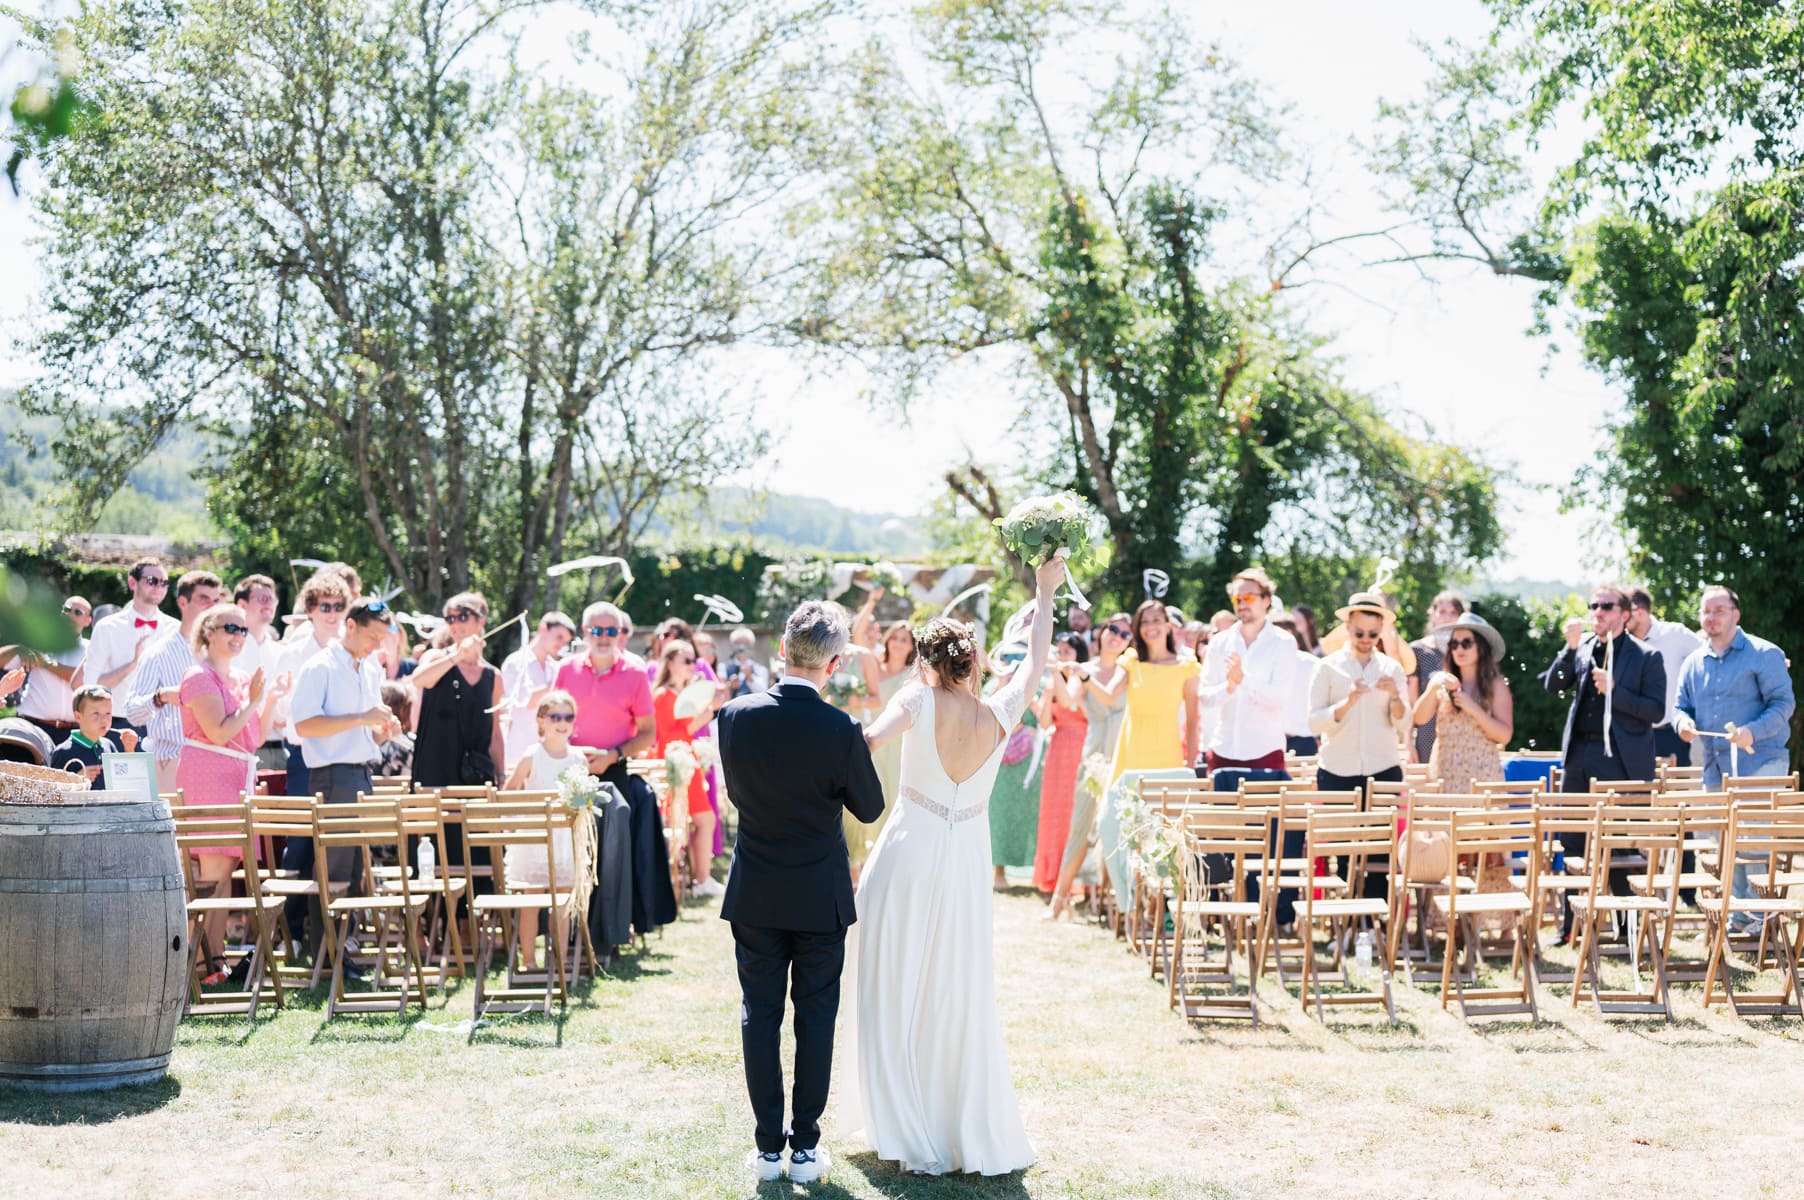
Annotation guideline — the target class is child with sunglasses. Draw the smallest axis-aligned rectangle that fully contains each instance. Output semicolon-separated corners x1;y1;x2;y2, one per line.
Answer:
501;689;586;972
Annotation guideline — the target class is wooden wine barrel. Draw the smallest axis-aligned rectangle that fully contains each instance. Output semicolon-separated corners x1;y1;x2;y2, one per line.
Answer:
0;799;188;1092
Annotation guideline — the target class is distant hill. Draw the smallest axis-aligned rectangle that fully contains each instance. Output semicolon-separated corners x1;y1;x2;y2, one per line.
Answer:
0;404;218;539
654;486;931;558
1472;576;1585;603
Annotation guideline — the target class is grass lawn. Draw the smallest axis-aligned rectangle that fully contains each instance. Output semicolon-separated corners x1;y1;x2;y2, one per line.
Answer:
5;888;1804;1199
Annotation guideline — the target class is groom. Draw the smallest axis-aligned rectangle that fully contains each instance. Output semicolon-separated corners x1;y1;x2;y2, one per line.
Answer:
717;599;885;1184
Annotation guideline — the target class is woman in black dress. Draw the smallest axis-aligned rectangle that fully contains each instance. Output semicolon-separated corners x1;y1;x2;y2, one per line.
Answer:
409;592;507;875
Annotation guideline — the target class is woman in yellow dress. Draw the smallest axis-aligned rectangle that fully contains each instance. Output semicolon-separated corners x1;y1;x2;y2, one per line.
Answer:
1088;600;1201;782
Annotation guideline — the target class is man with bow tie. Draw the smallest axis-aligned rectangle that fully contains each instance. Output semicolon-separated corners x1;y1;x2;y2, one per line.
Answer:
1539;583;1667;941
76;557;178;736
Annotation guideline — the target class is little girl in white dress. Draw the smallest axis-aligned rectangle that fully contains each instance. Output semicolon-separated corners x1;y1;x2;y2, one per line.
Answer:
501;689;588;970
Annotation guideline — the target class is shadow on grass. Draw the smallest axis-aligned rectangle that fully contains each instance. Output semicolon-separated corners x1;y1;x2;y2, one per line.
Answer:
174;1012;281;1048
307;1011;421;1045
0;1075;181;1125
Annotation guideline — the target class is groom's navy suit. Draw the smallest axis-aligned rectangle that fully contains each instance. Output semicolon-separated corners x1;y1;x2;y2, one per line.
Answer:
718;679;885;1155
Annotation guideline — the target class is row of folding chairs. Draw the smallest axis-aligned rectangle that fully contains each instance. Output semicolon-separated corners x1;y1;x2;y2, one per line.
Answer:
167;785;600;1023
1120;772;1804;1027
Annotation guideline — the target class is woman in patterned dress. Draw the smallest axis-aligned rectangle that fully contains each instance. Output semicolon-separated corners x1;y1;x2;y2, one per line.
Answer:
1415;614;1513;790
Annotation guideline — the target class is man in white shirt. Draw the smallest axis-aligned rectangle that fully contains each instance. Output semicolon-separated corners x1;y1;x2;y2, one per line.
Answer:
1;595;91;739
285;597;401;951
499;611;577;774
1271;616;1322;757
1625;586;1706;767
122;570;223;779
76;558;177;718
270;572;349;797
227;574;286;769
1199;566;1298;772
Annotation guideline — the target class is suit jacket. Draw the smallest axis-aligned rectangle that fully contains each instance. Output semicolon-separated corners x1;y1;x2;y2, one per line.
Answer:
1540;633;1667;780
718;681;886;933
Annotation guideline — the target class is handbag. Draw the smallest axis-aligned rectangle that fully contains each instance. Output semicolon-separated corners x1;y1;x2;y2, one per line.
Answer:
1403;827;1450;884
459;748;496;786
999;724;1036;766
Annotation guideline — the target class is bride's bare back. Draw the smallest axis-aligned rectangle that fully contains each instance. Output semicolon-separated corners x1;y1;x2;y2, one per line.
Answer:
930;684;1008;784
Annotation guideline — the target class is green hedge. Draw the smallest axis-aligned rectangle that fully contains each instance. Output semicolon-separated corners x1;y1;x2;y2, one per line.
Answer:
1468;591;1586;753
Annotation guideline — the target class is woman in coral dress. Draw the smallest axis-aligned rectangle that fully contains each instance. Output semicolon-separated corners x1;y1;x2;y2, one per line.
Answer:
1032;634;1090;894
652;639;721;897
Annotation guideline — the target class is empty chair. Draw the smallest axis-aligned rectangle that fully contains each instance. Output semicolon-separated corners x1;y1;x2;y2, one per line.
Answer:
1569;804;1686;1018
1168;808;1269;1025
1434;807;1541;1020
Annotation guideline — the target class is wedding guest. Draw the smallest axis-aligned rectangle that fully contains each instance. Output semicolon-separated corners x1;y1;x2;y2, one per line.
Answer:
1209;609;1236;634
1046;613;1132;920
50;685;138;786
723;627;770;697
1674;585;1795;929
1290;604;1325;656
694;630;721;675
122;570;223;781
1407;591;1466;765
1;594;91;740
1032;633;1090;897
1319;593;1416;674
410;592;506;885
654;639;723;898
986;652;1044;890
1066;603;1096;654
288;598;401;953
178;602;283;978
1272;616;1320;757
642;615;727;851
1198;568;1296;773
1311;594;1410;796
1626;586;1706;767
228;575;280;680
1092;600;1201;781
1184;620;1211;655
844;620;915;877
77;557;175;697
1541;584;1665;791
501;689;588;970
1414;613;1514;790
376;682;415;778
500;611;577;774
270;572;348;800
376;621;416;681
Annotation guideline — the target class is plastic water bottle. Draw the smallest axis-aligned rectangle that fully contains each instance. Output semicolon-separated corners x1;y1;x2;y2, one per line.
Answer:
1355;930;1374;977
417;836;436;881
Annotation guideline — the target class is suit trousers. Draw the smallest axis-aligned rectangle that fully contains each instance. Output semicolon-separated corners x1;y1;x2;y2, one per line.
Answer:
280;762;368;947
732;922;845;1155
1558;740;1638;937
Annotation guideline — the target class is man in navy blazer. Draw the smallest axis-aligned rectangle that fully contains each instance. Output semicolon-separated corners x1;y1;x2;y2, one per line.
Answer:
717;599;884;1184
1540;583;1666;940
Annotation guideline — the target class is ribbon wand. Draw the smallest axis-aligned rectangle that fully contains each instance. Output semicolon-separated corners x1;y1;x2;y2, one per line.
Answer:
1602;629;1614;758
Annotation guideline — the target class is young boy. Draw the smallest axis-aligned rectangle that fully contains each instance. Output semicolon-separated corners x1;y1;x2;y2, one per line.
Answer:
50;685;141;787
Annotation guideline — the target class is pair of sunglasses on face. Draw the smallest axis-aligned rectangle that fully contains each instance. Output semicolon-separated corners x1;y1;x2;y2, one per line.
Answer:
587;625;623;638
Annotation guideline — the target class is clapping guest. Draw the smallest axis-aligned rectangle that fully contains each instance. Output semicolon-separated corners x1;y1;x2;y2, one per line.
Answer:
1198;568;1295;773
1407;591;1467;765
1032;633;1090;898
500;612;577;775
845;620;915;876
178;602;285;979
653;640;723;898
1092;600;1201;781
1414;614;1513;792
1310;594;1409;798
376;682;415;778
269;572;349;804
1045;613;1132;920
76;557;175;701
410;592;506;889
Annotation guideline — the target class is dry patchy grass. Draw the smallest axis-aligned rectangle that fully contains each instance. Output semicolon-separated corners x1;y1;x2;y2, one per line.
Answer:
4;890;1803;1199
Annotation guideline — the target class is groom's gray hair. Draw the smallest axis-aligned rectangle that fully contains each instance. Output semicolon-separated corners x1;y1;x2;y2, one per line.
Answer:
783;600;849;670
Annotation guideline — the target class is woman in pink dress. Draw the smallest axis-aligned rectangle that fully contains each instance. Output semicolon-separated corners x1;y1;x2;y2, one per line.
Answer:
178;603;285;971
1033;633;1091;895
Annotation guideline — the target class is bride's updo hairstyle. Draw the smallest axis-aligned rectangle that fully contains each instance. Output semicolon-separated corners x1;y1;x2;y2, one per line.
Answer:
917;617;978;687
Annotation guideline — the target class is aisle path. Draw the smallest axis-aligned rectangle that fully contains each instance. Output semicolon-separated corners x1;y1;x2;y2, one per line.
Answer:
6;890;1804;1198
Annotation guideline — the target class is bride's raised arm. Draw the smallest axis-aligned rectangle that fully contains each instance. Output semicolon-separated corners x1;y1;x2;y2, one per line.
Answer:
992;560;1064;723
865;680;922;751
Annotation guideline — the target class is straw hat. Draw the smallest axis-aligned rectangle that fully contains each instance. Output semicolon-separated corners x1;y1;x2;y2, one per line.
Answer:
1445;612;1505;661
1334;591;1392;623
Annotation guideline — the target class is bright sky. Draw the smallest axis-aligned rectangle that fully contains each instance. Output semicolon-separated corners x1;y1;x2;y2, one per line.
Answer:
0;1;1618;584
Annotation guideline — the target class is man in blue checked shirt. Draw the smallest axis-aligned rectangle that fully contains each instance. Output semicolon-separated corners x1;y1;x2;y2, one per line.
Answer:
1674;585;1795;929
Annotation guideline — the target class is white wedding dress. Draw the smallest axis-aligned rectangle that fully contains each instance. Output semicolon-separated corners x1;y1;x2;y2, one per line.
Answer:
840;676;1036;1176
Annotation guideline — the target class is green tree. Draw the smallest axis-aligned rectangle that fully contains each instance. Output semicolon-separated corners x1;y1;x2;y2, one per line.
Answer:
800;0;1504;619
1371;4;1804;746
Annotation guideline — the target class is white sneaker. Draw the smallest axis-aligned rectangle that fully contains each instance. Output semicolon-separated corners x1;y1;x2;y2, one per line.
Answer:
788;1146;830;1184
694;876;726;898
746;1149;784;1182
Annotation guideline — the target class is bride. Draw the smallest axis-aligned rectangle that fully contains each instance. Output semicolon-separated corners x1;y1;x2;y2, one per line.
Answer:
840;557;1061;1176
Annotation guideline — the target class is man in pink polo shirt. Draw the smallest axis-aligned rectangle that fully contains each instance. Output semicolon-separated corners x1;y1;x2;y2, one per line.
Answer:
556;601;655;788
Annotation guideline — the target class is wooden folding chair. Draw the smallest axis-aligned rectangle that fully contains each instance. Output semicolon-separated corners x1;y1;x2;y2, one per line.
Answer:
314;798;431;1018
466;797;571;1017
1569;804;1685;1018
1531;795;1599;984
1297;809;1398;1024
374;790;469;987
1394;792;1487;979
1259;789;1362;983
1474;778;1546;799
491;791;601;989
1168;808;1267;1025
173;800;285;1018
245;793;335;988
1138;780;1235;978
1659;763;1705;793
1699;804;1804;1017
1435;807;1540;1020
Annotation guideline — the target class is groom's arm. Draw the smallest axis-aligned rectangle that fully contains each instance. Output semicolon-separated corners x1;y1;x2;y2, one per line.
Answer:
841;721;886;824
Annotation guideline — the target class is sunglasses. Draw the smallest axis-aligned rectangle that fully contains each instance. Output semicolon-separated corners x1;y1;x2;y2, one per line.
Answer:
673;655;696;664
542;712;576;723
313;601;347;613
1349;628;1383;641
1588;601;1618;611
1230;592;1262;603
587;625;623;638
1104;624;1130;638
138;576;169;587
445;609;480;624
1447;636;1479;650
217;622;250;637
62;605;88;616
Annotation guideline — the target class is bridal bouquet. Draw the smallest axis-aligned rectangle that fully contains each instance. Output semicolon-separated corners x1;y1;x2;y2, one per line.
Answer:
993;491;1110;608
557;765;600;811
866;560;907;596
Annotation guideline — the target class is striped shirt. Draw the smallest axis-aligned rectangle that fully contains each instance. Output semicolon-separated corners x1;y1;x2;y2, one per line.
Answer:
122;628;194;762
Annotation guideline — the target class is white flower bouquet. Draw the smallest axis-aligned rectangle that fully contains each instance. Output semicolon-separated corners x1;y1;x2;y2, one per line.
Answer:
664;740;699;793
823;670;867;708
992;491;1110;607
557;765;600;811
